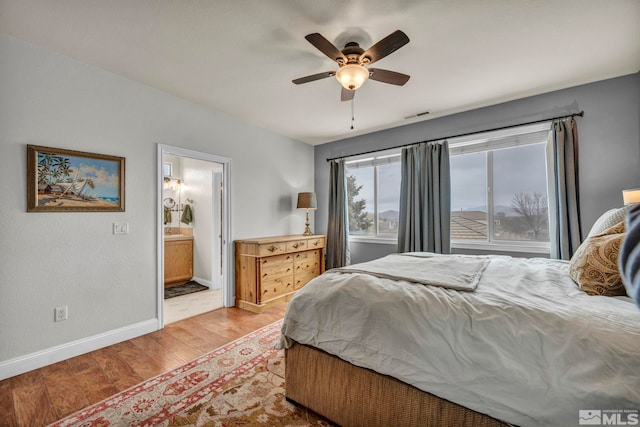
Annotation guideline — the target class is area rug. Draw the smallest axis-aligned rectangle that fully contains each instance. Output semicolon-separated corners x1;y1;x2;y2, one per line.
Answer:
164;281;209;299
49;320;334;427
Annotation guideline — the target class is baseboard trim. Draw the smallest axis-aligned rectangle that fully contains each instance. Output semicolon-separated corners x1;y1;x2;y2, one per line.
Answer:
0;319;158;381
192;276;219;290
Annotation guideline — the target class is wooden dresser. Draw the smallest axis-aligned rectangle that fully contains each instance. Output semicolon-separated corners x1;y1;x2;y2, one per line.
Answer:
235;235;325;313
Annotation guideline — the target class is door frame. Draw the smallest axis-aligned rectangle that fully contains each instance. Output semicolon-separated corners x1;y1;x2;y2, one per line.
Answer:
211;171;224;290
157;144;233;328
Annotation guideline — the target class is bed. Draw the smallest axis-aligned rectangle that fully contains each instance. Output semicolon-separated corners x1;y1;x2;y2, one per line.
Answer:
276;252;640;427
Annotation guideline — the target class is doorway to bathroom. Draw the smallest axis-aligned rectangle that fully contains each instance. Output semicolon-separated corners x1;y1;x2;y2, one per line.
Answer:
157;144;232;327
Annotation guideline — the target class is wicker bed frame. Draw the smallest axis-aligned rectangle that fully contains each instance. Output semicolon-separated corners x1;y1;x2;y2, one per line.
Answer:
285;342;509;427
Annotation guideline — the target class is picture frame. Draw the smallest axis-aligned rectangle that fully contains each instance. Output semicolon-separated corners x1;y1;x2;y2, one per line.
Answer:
27;145;125;212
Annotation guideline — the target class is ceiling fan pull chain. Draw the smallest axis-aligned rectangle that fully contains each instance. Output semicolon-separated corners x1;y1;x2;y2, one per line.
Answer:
351;96;355;130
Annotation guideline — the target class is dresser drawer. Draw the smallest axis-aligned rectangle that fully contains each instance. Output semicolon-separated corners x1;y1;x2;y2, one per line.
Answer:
295;272;318;290
257;242;287;256
261;263;293;281
307;236;325;249
295;258;320;276
260;253;293;270
286;239;308;252
260;276;294;303
294;249;319;262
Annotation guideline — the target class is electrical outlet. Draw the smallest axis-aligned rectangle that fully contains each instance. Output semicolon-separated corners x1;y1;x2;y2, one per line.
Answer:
54;306;68;322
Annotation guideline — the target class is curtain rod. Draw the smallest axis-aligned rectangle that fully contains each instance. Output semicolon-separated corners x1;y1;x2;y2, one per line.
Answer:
326;110;584;162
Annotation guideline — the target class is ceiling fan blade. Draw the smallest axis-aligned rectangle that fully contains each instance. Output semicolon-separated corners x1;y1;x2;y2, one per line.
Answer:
368;68;410;86
360;30;409;64
341;87;355;102
292;71;335;85
305;33;347;63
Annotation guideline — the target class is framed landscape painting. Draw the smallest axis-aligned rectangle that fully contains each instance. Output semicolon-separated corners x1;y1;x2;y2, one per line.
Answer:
27;145;125;212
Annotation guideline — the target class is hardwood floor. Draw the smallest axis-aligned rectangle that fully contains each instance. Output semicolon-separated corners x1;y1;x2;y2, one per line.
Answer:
0;304;287;426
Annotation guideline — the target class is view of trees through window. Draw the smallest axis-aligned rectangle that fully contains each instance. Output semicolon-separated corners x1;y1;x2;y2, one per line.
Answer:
346;141;550;248
347;174;372;232
347;157;401;239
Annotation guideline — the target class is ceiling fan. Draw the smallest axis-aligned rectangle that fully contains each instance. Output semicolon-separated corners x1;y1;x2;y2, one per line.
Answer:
292;30;411;101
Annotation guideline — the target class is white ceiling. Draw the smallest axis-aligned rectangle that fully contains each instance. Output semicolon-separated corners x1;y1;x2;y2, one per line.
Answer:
1;1;639;145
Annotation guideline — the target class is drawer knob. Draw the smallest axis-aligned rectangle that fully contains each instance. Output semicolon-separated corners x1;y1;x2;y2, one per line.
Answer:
292;243;299;248
313;240;319;246
267;245;278;252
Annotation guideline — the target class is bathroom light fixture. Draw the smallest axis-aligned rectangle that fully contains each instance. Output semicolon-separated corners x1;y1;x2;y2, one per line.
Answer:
163;176;182;191
335;64;369;90
297;192;317;236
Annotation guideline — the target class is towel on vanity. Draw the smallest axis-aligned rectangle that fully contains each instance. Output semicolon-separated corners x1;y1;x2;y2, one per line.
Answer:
181;204;193;224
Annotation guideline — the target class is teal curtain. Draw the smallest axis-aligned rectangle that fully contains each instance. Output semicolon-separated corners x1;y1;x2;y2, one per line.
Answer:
398;141;451;253
326;159;350;268
546;118;582;259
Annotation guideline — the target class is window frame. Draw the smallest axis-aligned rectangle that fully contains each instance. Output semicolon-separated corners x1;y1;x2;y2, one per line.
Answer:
345;149;401;244
448;122;552;254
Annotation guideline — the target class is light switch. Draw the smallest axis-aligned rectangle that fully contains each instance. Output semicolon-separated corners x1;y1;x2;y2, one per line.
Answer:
113;222;129;235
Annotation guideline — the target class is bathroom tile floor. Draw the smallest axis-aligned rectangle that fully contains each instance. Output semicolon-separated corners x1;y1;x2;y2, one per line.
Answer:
164;289;223;324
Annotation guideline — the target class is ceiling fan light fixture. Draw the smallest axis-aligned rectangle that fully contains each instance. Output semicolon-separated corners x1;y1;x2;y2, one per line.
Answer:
336;64;369;90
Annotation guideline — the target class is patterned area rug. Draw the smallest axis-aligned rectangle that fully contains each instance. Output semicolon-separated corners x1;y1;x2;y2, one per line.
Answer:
49;320;334;426
164;281;208;299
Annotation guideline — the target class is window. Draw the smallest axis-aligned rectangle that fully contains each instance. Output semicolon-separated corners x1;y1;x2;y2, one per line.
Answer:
342;123;552;251
346;151;401;241
162;162;172;177
449;123;551;253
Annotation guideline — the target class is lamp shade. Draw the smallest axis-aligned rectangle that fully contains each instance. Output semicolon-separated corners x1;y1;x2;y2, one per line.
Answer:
335;64;369;90
623;188;640;205
297;192;317;209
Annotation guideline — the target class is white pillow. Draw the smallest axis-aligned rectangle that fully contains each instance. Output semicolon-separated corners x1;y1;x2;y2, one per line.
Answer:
588;205;632;237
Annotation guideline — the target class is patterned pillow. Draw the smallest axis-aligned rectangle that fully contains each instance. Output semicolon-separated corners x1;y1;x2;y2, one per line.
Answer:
587;205;631;237
569;221;627;296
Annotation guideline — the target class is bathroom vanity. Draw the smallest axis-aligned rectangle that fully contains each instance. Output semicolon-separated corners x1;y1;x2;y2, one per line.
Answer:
164;233;194;287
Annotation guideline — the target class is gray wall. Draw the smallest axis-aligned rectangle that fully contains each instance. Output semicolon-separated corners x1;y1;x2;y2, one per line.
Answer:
315;73;640;263
0;35;314;365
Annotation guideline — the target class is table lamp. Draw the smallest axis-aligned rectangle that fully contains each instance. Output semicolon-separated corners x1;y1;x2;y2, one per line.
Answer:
297;192;317;236
623;188;640;205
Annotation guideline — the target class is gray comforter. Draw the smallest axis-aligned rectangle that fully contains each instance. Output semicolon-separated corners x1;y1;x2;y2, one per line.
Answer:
278;254;640;427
